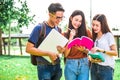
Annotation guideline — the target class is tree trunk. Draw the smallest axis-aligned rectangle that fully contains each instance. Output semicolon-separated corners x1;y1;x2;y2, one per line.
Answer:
0;29;2;55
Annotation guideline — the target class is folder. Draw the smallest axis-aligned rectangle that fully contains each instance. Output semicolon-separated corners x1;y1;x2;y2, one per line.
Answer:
38;29;68;63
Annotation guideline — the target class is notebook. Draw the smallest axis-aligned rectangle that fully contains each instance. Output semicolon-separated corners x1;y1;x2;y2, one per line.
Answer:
38;29;68;63
67;36;94;50
88;51;105;62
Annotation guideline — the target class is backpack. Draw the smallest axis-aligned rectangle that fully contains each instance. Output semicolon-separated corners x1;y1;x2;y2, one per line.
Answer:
31;21;61;65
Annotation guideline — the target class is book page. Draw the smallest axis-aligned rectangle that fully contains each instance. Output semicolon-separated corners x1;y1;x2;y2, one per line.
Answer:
67;36;94;50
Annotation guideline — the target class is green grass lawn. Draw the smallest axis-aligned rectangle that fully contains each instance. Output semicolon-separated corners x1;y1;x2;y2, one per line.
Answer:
0;55;120;80
0;55;37;80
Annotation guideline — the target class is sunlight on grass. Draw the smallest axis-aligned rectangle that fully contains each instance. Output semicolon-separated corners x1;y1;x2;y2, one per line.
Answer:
0;55;37;80
0;55;120;80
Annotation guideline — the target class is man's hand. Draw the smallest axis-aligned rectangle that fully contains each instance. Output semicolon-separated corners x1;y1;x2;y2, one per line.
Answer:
48;52;59;65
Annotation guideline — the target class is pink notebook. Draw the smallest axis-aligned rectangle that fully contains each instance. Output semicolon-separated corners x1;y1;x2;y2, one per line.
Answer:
67;36;94;50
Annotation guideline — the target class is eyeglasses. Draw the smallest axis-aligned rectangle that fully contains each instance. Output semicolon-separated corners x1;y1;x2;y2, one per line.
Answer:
56;16;65;20
50;13;65;20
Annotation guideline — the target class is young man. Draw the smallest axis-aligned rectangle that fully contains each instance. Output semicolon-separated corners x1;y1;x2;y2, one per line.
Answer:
26;3;65;80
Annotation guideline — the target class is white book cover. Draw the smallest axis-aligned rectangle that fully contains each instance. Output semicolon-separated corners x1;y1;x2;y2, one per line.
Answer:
38;29;68;63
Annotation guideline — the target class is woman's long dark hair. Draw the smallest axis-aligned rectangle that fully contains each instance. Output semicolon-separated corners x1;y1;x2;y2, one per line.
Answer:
92;14;111;41
65;10;88;39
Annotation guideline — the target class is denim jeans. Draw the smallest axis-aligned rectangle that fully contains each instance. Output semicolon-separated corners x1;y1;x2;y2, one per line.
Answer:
37;63;62;80
90;63;114;80
64;57;89;80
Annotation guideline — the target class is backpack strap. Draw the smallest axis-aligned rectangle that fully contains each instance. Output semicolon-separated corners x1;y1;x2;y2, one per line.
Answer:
36;22;46;48
40;22;46;37
30;22;47;66
36;22;61;48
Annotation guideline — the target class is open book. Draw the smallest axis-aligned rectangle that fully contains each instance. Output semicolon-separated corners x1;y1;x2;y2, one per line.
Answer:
67;36;94;50
38;29;68;63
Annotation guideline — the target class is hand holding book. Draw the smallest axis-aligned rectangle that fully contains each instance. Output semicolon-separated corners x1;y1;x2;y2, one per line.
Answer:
88;51;105;62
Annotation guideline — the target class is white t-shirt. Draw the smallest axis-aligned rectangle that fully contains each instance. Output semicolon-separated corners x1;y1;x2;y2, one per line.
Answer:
95;32;116;69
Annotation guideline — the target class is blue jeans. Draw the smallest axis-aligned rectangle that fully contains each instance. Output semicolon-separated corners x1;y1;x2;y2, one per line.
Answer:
90;63;114;80
64;58;89;80
37;63;62;80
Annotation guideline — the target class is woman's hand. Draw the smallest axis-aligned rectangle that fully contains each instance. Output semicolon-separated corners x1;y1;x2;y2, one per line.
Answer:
70;29;76;37
89;56;102;63
56;45;65;53
76;46;85;51
75;45;89;54
90;47;100;53
91;47;105;53
69;29;76;41
56;45;71;57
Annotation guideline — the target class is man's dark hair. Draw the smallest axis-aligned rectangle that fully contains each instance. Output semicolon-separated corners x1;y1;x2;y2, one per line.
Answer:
48;3;65;14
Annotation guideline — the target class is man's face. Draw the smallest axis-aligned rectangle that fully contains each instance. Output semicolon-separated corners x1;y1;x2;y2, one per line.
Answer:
50;11;64;26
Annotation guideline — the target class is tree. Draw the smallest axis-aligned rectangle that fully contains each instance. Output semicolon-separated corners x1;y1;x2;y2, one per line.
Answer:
0;0;35;32
0;0;35;55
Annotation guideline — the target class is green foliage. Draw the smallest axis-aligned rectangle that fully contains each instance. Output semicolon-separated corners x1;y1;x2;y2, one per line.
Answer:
114;59;120;80
0;0;35;34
